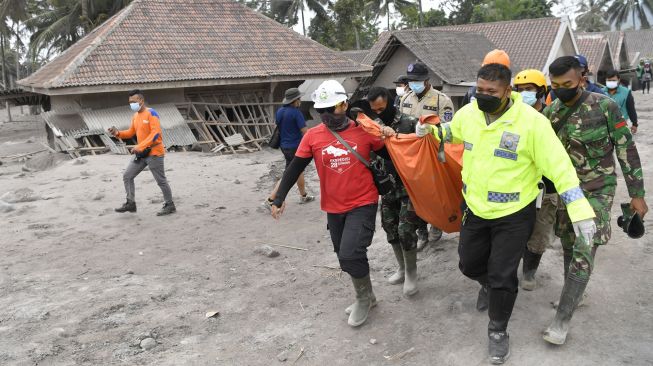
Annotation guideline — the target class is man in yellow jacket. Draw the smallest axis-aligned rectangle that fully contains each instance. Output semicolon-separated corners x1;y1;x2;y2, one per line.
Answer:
416;64;595;364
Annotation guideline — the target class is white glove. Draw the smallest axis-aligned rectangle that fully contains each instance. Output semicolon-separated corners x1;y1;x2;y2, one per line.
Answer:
415;123;433;137
572;218;596;244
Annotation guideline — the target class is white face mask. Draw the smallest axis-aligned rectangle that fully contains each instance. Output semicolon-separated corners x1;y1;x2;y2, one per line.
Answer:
606;80;619;89
396;86;406;97
130;102;141;112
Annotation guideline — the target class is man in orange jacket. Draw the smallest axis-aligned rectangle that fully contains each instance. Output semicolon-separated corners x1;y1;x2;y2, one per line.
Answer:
108;89;175;216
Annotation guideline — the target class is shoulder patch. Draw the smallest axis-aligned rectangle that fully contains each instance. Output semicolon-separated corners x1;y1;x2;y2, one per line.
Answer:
443;108;453;122
148;108;159;118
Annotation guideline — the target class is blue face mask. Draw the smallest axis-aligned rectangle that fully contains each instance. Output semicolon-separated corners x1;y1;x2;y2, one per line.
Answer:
130;102;141;112
520;91;538;106
409;81;426;94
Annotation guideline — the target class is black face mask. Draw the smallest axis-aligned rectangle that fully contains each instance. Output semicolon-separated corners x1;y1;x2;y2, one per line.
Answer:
321;112;349;131
555;84;581;103
476;93;505;114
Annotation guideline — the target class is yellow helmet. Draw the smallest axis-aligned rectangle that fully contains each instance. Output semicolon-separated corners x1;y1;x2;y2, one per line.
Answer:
514;69;547;90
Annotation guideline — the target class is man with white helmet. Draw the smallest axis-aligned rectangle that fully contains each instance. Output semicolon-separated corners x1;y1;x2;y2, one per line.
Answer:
270;80;390;327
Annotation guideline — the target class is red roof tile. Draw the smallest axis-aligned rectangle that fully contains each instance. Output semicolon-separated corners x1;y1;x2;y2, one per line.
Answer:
19;0;371;91
575;34;612;75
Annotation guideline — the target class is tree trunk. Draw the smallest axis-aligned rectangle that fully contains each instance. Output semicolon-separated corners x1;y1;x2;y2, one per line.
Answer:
354;27;361;50
386;1;390;31
301;2;306;36
418;0;423;27
82;0;90;33
15;22;23;114
0;32;11;122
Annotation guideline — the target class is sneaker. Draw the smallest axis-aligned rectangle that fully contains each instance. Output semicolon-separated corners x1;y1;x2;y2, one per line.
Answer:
299;194;315;204
115;200;136;213
157;202;176;216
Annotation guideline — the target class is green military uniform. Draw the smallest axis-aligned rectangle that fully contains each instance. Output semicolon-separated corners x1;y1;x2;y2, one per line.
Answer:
543;92;645;280
400;87;455;123
380;115;423;251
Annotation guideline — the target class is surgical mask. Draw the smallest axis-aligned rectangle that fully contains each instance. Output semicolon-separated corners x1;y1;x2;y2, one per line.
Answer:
520;91;538;106
396;87;406;97
408;81;425;94
475;93;504;114
606;80;619;89
555;84;580;103
130;102;141;112
321;112;349;131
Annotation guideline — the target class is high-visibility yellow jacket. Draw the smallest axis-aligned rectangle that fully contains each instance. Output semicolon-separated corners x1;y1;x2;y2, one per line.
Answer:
431;92;595;222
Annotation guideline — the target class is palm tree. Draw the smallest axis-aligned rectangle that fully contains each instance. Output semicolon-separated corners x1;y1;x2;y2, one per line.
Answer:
576;0;609;32
270;0;330;36
607;0;653;30
364;0;414;30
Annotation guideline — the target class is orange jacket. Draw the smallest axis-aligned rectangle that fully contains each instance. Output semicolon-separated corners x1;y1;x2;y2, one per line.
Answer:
117;108;165;156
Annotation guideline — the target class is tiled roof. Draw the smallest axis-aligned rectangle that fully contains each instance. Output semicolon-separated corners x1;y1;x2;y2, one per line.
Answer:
341;50;370;64
599;31;625;68
433;17;563;71
575;34;612;74
19;0;371;91
392;30;498;84
624;29;653;60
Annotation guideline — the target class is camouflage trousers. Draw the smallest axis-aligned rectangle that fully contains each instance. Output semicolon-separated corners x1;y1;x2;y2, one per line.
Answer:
381;194;426;251
555;192;614;281
526;193;559;255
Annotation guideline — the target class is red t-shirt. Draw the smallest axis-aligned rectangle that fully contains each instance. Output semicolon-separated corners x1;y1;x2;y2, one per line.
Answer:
296;121;384;214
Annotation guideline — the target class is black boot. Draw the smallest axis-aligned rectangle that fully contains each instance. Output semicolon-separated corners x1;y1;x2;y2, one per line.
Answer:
543;275;589;345
521;249;542;291
487;289;517;364
476;283;489;311
157;202;176;216
115;200;136;213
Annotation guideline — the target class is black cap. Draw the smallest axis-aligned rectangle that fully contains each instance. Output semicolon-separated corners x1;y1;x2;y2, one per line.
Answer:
617;203;645;239
406;62;429;81
393;75;409;85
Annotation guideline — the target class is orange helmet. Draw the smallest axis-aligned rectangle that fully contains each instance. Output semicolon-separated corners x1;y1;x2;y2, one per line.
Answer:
482;49;511;68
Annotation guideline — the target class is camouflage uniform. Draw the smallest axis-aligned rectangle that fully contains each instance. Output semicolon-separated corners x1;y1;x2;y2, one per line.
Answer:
380;114;425;251
543;92;645;280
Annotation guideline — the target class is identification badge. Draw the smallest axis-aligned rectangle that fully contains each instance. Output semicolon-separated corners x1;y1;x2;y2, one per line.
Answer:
423;105;439;112
402;103;413;108
499;131;520;152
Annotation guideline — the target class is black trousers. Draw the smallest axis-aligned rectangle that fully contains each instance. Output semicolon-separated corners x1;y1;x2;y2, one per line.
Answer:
458;201;536;291
327;203;378;278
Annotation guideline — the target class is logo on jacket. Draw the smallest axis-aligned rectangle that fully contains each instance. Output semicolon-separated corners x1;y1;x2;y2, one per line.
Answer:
322;140;358;174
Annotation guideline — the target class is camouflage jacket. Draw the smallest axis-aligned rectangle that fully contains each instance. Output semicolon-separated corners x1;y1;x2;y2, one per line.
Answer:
543;92;645;198
380;114;419;200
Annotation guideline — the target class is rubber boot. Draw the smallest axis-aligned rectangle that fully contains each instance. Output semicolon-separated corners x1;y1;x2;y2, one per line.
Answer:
428;226;443;243
402;248;418;296
543;275;589;345
157;202;176;216
345;288;377;315
388;244;405;285
487;289;517;365
553;250;585;309
115;200;136;213
521;249;542;291
347;274;374;327
477;283;489;311
416;227;428;251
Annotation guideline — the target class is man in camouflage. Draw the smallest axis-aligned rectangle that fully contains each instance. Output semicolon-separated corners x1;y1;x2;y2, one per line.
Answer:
542;56;648;345
400;62;455;249
357;86;423;297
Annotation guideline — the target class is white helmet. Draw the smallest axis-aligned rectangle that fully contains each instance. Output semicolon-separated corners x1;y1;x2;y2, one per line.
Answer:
311;80;348;109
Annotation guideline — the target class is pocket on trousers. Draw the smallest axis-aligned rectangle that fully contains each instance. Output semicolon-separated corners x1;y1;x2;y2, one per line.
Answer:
359;220;376;248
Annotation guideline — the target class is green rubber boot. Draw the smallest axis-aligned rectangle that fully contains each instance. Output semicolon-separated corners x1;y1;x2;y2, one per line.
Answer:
347;274;374;327
388;244;405;285
403;248;418;296
543;275;588;345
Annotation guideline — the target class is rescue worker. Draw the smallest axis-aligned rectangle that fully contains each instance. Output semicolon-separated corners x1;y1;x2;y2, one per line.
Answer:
270;80;389;327
462;49;511;106
415;63;596;364
603;69;639;134
361;86;422;296
542;56;648;345
513;69;557;291
108;89;176;216
400;62;455;247
393;75;409;108
548;54;606;104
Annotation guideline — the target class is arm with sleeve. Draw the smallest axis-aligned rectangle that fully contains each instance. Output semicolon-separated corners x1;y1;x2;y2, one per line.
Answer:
530;115;596;222
606;100;645;198
626;91;638;126
116;118;136;139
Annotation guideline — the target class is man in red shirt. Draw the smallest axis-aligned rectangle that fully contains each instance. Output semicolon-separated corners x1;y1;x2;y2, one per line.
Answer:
108;89;175;216
271;80;388;327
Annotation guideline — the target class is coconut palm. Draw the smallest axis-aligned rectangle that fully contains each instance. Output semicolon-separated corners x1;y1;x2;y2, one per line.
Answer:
575;0;609;32
270;0;331;36
364;0;414;30
606;0;653;30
